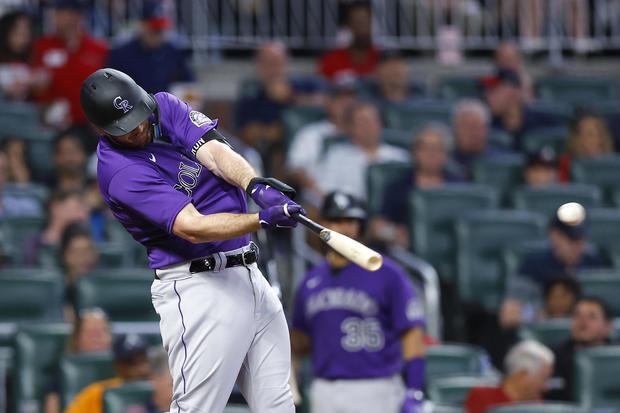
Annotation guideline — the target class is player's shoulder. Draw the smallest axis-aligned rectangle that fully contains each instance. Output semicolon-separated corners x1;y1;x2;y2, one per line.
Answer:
96;139;149;190
298;260;330;291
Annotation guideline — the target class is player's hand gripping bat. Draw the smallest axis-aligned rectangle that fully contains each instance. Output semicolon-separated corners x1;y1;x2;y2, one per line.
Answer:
291;212;383;271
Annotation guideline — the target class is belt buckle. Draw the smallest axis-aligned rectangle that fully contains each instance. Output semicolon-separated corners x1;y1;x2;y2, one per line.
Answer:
204;258;214;271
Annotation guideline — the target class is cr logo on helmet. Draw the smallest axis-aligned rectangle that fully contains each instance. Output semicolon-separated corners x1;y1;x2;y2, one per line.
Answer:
113;96;133;113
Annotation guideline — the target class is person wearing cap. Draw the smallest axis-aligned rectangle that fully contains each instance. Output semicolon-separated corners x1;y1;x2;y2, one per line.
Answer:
291;191;427;413
363;51;423;105
64;333;151;413
481;68;559;151
106;0;193;94
546;296;614;401
523;145;558;187
31;0;108;126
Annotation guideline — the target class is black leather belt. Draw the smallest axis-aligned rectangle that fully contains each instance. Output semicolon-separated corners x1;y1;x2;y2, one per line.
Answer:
155;246;258;279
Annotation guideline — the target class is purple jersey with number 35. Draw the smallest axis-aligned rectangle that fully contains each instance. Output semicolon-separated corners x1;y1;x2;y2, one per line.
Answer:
292;257;425;379
97;92;249;268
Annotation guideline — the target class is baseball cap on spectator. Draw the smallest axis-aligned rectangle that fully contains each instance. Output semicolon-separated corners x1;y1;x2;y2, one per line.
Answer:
526;146;557;167
51;0;86;10
113;334;149;362
142;0;173;31
480;68;521;89
550;202;587;240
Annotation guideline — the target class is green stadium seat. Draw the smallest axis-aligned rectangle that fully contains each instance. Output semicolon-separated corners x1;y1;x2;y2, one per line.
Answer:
576;270;620;318
0;125;56;181
14;323;71;412
613;189;620;208
485;402;587;413
518;319;572;349
427;375;499;406
282;106;326;146
536;76;619;105
511;184;602;217
488;130;514;151
60;352;115;409
525;102;573;126
366;162;414;215
111;322;162;346
0;269;63;322
104;219;148;266
75;269;157;322
356;77;426;100
409;184;500;280
456;210;546;310
571;155;620;201
521;126;569;155
2;182;49;207
97;242;135;268
103;381;153;413
587;208;620;267
425;344;489;383
472;155;525;204
0;216;46;264
382;101;451;131
435;76;480;100
574;346;620;409
382;128;413;150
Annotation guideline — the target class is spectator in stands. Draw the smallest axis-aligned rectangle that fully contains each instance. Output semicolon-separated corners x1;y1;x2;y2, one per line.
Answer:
44;307;112;413
538;276;581;320
319;1;379;81
23;189;89;265
518;202;608;286
46;128;88;191
494;41;534;102
523;146;559;187
0;10;36;101
369;123;461;248
0;148;41;218
287;79;356;205
558;112;615;182
464;340;554;413
317;100;409;199
546;296;614;401
31;0;108;127
0;137;31;184
481;68;558;151
451;99;505;179
106;0;194;94
363;51;422;105
123;347;173;413
64;333;151;413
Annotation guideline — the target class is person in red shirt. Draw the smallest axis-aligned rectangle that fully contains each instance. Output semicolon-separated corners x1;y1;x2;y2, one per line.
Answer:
319;1;379;81
464;340;554;413
31;0;108;126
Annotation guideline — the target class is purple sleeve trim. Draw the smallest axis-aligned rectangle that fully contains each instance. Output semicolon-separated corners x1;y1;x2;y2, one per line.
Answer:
403;356;425;391
166;197;193;235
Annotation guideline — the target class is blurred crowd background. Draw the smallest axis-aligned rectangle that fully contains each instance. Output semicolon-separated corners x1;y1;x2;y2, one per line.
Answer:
1;0;620;412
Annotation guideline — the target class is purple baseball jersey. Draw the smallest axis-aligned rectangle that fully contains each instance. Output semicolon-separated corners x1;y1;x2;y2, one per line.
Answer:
292;257;425;379
97;92;249;268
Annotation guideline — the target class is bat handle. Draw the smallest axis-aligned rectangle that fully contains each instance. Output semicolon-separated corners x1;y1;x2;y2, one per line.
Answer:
291;212;324;235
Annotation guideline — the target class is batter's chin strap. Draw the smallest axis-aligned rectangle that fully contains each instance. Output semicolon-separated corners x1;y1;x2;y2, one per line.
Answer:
149;94;162;140
403;356;425;401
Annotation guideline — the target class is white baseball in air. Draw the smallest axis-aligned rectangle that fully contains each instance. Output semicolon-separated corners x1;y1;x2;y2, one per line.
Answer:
557;202;586;225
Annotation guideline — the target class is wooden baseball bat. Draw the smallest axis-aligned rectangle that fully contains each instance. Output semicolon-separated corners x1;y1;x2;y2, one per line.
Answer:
291;213;383;271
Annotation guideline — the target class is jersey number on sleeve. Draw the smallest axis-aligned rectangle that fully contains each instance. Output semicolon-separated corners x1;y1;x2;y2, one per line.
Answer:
340;317;385;352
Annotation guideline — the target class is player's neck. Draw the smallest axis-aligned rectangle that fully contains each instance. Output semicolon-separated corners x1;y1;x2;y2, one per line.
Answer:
326;250;350;269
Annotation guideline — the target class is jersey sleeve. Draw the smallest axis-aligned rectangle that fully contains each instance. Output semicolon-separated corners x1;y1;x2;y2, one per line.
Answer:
107;164;192;234
388;264;426;334
156;92;219;156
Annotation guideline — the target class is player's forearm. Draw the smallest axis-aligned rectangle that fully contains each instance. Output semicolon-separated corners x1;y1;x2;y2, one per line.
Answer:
196;139;257;190
401;327;425;360
173;203;260;243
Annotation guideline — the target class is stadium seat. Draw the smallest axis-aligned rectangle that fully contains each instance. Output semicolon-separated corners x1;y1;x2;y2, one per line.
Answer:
511;184;602;217
366;162;414;215
577;270;620;318
586;208;620;267
425;344;489;383
382;128;413;150
0;269;63;322
97;242;135;268
613;189;620;208
484;402;587;413
0;216;46;264
14;323;72;412
1;182;49;207
427;375;499;406
535;76;619;105
571;155;620;202
74;269;157;322
456;210;546;311
0;125;56;182
103;381;153;413
382;100;451;131
472;154;525;204
60;352;115;409
488;130;514;151
110;322;162;346
435;76;480;100
525;102;573;126
521;126;569;155
574;346;620;410
409;184;500;280
356;77;426;100
518;319;572;349
282;106;326;145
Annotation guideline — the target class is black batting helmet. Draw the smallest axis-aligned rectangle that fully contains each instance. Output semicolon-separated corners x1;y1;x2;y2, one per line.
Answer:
321;191;367;221
80;68;157;136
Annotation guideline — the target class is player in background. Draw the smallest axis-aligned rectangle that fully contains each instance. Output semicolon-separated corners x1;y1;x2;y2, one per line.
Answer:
290;191;426;413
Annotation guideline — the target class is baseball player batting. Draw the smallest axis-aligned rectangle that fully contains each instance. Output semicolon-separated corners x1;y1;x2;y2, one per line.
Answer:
80;68;301;413
290;191;427;413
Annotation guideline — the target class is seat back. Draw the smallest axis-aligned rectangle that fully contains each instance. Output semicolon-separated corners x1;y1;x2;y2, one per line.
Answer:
0;269;63;322
0;216;46;264
521;126;569;154
60;352;115;409
456;211;546;310
518;319;572;349
427;375;499;406
536;76;619;104
511;184;602;217
102;381;153;413
435;76;480;100
587;209;620;264
571;155;620;200
282;106;326;145
485;402;588;413
366;162;414;215
425;344;488;383
577;270;620;317
472;155;525;204
382;100;452;131
574;346;620;409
